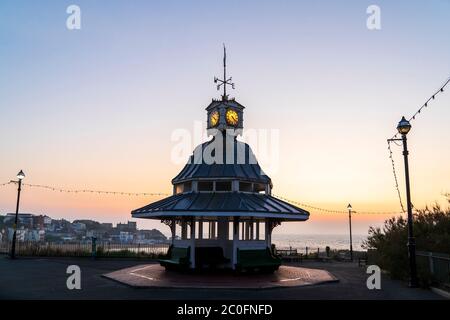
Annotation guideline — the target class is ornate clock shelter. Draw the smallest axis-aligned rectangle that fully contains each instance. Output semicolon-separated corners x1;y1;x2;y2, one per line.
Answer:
132;46;309;272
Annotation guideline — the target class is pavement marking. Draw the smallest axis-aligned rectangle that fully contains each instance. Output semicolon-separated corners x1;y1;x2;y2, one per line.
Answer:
129;265;156;281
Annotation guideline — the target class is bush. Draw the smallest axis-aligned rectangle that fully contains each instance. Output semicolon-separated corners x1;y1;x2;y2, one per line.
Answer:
363;200;450;286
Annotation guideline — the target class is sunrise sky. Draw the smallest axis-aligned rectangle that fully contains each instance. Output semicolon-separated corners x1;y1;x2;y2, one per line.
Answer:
1;0;449;236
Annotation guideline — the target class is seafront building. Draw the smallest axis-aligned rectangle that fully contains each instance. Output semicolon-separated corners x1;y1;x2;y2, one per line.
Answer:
132;50;309;270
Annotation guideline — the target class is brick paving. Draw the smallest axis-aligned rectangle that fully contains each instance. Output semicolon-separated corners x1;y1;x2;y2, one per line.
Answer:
103;264;338;289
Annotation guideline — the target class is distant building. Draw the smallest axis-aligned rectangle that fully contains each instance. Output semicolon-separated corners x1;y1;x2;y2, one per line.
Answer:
72;222;86;231
43;215;52;225
7;228;26;241
4;213;34;228
119;231;133;243
101;223;113;229
116;221;137;232
86;230;102;238
25;229;45;242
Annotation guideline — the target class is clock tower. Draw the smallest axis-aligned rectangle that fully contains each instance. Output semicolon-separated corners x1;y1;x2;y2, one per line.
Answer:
206;45;244;135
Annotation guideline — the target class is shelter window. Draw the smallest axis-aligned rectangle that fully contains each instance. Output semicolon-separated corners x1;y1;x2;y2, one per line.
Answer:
254;183;266;193
239;182;253;192
175;184;183;194
198;181;214;192
215;181;232;191
238;221;264;240
175;182;192;194
207;221;217;239
183;181;192;192
259;221;265;240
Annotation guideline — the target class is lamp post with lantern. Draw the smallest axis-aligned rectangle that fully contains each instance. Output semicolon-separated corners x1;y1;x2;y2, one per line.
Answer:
389;117;418;287
347;203;353;261
10;170;25;259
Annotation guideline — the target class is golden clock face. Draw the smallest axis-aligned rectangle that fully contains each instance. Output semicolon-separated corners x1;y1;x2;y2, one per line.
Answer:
226;109;239;126
210;110;219;127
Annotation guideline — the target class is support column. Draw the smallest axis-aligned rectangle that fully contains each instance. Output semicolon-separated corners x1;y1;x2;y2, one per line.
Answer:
232;217;239;270
198;219;203;240
171;219;176;245
256;221;260;240
190;218;196;268
217;217;228;246
245;222;249;240
211;221;216;239
181;219;187;240
265;221;270;248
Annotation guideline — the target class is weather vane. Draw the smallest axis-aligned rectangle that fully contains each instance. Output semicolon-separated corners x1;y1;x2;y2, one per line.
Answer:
214;44;235;100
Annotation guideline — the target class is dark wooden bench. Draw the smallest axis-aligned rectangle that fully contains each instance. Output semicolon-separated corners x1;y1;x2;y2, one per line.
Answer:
235;248;281;272
159;246;190;270
195;247;230;268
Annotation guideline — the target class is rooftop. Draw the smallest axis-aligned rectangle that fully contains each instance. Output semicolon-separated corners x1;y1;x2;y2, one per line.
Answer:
132;192;309;221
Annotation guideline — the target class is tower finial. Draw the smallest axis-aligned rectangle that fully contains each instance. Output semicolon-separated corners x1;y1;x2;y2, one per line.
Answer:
214;43;235;100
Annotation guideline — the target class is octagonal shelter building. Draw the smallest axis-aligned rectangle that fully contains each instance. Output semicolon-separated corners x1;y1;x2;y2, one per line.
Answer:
132;51;309;272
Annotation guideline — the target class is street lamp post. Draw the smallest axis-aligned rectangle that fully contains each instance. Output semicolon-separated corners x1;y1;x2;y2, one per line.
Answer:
347;204;353;261
10;170;25;259
394;116;418;288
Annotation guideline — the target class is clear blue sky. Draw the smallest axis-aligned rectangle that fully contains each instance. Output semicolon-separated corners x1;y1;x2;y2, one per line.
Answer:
1;1;449;235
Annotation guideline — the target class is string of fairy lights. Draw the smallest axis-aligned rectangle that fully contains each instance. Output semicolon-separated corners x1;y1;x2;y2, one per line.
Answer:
0;181;170;197
272;194;402;215
0;181;400;215
387;76;450;213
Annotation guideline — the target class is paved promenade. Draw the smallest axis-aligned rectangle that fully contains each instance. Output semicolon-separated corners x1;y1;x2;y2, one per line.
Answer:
0;256;444;300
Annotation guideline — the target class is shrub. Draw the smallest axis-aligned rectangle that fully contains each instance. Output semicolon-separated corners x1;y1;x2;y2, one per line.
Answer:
363;199;450;286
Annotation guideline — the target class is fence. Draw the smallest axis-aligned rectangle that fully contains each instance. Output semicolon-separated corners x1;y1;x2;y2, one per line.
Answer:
416;251;450;287
275;246;364;261
0;241;170;258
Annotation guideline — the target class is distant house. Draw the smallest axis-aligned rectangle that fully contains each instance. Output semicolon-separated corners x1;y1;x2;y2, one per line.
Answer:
7;228;27;241
101;223;113;229
25;229;45;242
72;222;86;232
116;221;137;232
43;215;52;225
119;231;133;243
4;213;34;228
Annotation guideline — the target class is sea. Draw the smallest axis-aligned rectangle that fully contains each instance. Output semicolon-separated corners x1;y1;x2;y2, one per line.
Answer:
271;234;367;252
